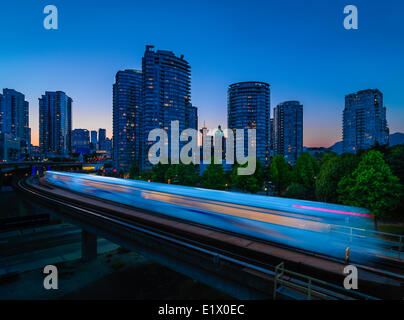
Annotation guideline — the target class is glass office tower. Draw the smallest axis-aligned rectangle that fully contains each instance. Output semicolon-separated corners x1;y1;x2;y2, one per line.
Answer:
98;128;107;151
72;129;90;153
39;91;72;156
273;101;303;164
0;88;31;157
141;45;197;169
112;69;143;170
90;130;98;150
227;81;270;166
343;89;389;153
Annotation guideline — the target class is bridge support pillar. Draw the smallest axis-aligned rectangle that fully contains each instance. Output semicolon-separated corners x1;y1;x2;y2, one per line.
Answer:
81;230;97;262
18;200;29;217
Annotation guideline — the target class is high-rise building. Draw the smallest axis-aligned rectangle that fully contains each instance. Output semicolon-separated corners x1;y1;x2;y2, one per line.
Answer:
0;94;2;127
90;130;98;150
270;118;274;155
214;125;227;162
186;105;198;132
98;128;106;151
0;133;21;161
142;45;197;168
273;101;303;164
112;69;142;170
72;129;90;153
199;125;231;174
0;89;31;156
227;82;270;166
39;91;72;156
105;137;112;156
343;89;389;153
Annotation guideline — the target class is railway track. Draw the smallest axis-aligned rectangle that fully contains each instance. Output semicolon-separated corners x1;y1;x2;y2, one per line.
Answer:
16;176;404;299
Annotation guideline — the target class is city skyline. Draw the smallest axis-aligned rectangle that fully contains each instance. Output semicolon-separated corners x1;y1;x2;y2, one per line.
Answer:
1;0;404;147
2;60;402;150
1;1;404;305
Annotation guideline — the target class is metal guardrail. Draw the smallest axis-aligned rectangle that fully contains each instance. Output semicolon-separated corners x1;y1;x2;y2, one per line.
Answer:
274;262;326;300
329;225;403;260
273;262;376;300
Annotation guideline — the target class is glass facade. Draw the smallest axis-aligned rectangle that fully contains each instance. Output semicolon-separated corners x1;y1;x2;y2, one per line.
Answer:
227;82;270;166
273;101;303;164
0;89;30;156
98;128;107;151
112;69;143;170
142;45;197;169
90;130;98;150
343;89;389;153
72;129;90;153
39;91;72;156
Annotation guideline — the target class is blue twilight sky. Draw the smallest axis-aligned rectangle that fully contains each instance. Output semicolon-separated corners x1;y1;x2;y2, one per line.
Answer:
1;0;403;147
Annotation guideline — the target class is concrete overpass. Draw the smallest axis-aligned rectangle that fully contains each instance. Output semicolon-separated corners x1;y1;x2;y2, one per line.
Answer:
0;162;97;189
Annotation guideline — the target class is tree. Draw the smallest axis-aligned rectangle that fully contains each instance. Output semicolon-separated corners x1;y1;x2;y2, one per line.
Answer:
139;170;152;181
368;142;389;156
231;160;264;194
318;151;337;169
384;145;404;219
201;162;226;190
292;152;317;199
151;163;170;183
165;163;200;186
269;155;292;195
385;145;404;185
315;153;359;203
129;162;140;179
284;183;308;199
337;150;402;220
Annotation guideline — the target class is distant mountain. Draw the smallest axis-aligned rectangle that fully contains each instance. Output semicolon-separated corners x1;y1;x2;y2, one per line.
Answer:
328;141;343;154
389;132;404;146
320;132;404;155
303;146;327;156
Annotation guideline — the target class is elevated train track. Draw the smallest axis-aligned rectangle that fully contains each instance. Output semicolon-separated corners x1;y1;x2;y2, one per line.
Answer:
16;174;404;300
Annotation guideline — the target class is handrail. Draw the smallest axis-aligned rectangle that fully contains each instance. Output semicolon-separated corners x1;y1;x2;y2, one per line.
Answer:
273;262;376;300
274;262;330;300
329;225;403;260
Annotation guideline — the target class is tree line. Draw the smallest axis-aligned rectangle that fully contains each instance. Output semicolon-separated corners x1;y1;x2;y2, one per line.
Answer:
127;144;404;221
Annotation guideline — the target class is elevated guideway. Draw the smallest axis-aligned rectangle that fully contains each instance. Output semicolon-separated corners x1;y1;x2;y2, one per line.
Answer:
16;176;404;300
